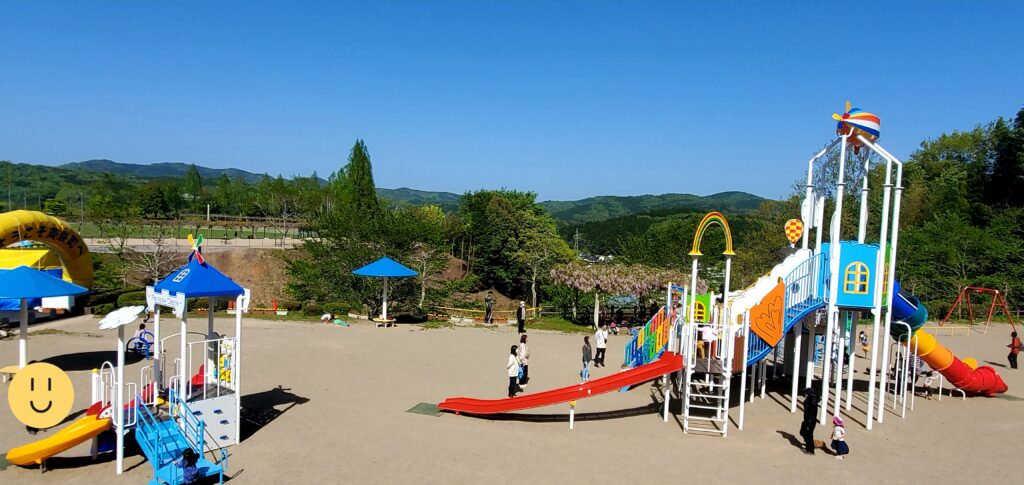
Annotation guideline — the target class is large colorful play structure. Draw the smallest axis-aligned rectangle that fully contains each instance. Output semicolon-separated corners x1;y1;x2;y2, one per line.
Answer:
4;235;250;483
440;101;1008;435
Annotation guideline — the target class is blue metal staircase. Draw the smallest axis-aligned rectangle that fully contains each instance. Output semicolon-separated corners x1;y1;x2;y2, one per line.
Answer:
134;391;225;485
745;253;828;367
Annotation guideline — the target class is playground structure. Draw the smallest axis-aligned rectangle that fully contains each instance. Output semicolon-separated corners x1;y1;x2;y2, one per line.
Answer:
5;236;249;483
439;102;1008;436
940;286;1017;334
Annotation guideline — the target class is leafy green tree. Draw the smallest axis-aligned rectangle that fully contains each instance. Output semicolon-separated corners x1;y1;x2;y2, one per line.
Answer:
335;140;381;217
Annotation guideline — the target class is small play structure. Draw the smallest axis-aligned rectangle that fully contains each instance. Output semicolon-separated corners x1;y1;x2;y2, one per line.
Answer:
438;101;1008;436
940;286;1017;334
4;235;249;483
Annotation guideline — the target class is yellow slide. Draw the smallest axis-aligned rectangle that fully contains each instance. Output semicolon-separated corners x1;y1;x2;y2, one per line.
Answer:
5;415;110;466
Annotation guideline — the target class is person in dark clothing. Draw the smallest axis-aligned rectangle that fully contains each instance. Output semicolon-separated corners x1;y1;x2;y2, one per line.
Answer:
484;290;494;324
799;387;820;454
615;307;624;326
649;301;659;320
1008;331;1021;369
516;301;527;334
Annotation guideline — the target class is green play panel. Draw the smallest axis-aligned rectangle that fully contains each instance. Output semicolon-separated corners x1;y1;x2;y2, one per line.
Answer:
406;402;441;416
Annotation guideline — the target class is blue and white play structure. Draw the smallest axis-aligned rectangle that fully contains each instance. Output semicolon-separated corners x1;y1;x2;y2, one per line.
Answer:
623;109;912;435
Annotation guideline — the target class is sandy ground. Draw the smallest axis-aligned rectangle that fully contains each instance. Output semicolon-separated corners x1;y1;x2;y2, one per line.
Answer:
1;316;1022;484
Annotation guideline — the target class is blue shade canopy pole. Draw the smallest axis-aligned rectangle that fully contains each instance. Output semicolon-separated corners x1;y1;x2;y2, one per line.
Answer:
351;257;417;322
0;266;87;368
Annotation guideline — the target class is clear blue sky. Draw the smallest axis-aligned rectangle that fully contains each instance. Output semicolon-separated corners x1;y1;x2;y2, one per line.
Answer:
2;1;1021;201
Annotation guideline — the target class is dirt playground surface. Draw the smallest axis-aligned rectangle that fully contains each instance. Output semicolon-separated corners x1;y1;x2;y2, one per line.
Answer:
1;316;1022;484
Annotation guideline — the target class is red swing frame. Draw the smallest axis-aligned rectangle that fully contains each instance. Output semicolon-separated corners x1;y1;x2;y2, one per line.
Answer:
940;286;1017;334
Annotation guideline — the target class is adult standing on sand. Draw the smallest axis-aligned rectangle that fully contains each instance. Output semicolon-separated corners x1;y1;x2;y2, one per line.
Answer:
518;334;530;385
1008;331;1020;369
516;301;527;334
484;290;494;324
507;345;521;397
799;387;820;454
594;324;608;367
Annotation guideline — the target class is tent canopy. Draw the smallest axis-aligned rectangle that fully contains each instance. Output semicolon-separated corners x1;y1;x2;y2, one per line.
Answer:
154;258;244;298
0;265;88;299
352;257;417;278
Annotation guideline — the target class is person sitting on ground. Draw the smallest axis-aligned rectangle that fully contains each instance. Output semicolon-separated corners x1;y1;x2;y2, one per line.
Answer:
321;313;334;323
175;448;199;484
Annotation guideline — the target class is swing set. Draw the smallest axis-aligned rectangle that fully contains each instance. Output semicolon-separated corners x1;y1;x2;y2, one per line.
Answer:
940;286;1017;334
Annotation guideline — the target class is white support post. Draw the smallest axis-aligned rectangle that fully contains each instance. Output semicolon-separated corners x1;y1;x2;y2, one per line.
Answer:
790;326;802;413
688;257;699;326
235;293;243;442
867;140;904;425
722;256;732;325
821;134;849;424
805;320;816;390
832;313;846;418
569;402;575;430
663;380;671;422
18;298;28;368
738;313;750;430
116;325;125;474
845;328;856;411
154;308;162;389
803;140;838;250
180;307;188;400
382;277;389;320
760;360;767;399
858;155;870;244
862;137;893;429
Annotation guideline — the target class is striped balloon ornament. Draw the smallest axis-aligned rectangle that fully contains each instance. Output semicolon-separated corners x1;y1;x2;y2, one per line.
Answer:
832;101;880;153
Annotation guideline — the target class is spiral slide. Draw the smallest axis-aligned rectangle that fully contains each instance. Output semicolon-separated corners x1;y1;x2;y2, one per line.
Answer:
891;282;1007;397
438;352;683;415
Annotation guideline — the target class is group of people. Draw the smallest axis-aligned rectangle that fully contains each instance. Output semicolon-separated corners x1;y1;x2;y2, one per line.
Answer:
580;324;610;382
505;323;614;397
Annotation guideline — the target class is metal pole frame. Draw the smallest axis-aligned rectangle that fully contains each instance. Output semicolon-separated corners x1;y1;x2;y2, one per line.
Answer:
820;135;849;424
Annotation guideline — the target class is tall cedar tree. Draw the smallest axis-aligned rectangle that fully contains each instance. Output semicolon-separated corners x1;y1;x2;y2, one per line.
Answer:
339;139;381;217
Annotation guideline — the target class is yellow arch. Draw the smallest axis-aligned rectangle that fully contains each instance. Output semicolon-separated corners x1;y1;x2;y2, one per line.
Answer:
0;210;93;288
689;211;735;256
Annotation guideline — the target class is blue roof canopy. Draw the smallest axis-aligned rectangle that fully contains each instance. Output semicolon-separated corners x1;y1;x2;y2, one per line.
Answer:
154;258;244;298
352;257;417;277
0;266;88;299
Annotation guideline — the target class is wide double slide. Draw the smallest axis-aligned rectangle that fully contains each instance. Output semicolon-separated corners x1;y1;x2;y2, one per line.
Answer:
5;414;111;466
438;352;683;415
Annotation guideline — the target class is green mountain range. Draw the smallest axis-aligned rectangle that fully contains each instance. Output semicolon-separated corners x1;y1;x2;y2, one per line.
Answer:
33;159;765;222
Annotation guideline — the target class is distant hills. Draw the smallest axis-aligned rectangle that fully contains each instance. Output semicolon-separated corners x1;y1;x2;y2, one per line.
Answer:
49;159;766;222
539;191;764;224
61;159;271;184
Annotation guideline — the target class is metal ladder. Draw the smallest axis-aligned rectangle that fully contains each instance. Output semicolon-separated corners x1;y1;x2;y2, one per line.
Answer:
681;323;732;436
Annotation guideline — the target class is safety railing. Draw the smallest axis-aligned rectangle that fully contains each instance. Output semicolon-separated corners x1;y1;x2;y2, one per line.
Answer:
746;253;828;366
170;388;208;454
186;337;238;401
135;394;177;468
622;306;670;368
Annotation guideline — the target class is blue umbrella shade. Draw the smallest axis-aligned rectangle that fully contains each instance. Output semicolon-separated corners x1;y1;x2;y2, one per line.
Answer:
154;258;245;298
352;257;418;277
0;266;88;299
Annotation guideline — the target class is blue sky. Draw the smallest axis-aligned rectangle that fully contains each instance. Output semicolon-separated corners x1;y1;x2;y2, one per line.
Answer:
1;1;1021;201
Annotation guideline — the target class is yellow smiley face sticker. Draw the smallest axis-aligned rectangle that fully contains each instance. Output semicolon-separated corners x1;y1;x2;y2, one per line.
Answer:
7;363;75;429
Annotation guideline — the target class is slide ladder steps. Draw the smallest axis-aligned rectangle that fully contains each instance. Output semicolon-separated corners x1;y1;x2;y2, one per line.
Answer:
683;370;730;436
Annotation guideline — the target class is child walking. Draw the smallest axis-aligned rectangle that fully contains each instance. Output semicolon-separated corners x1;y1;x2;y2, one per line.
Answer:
581;336;593;383
859;330;870;357
831;416;849;460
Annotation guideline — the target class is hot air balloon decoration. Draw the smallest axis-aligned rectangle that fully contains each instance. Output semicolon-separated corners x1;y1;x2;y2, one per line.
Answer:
784;219;803;247
833;101;880;154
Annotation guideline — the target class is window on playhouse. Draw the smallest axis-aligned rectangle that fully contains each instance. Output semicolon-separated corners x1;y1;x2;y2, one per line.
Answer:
694;301;707;322
844;262;870;295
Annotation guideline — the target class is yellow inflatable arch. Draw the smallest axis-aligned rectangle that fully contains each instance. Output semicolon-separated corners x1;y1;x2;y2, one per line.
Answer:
0;210;93;288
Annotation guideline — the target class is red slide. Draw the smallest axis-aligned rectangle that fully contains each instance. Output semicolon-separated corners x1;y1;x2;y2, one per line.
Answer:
438;352;684;415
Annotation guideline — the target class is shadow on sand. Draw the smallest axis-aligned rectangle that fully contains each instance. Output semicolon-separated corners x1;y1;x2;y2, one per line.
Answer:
240;385;309;442
42;351;144;372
